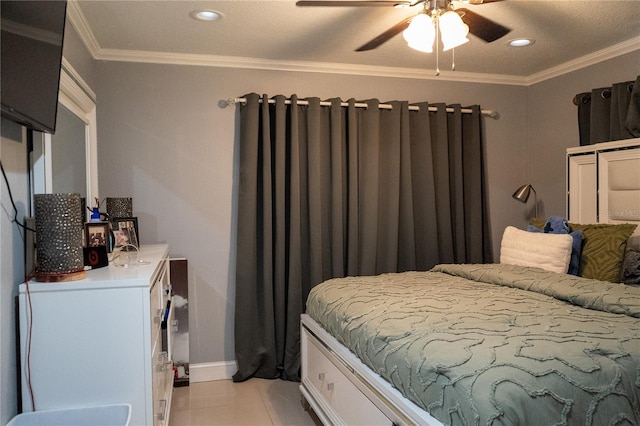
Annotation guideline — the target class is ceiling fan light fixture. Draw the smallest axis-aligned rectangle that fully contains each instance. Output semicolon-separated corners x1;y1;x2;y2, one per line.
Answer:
439;11;470;51
403;13;435;53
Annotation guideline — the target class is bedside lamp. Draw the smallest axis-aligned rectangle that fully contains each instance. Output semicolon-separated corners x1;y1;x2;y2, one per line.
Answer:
512;184;538;218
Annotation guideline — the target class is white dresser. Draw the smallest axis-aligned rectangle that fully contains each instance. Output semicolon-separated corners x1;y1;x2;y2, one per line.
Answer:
18;244;174;426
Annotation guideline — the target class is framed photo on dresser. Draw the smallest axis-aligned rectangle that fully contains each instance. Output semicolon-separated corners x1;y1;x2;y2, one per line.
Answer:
112;217;139;249
85;222;110;248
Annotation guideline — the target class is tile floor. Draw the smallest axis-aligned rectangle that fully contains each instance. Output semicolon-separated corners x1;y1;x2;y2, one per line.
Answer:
170;379;320;426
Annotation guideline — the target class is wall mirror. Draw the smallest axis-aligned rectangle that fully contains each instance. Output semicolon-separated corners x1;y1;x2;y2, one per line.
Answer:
31;58;98;219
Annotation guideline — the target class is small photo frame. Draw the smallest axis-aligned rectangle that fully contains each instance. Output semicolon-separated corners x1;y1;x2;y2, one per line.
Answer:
112;217;139;249
85;222;110;248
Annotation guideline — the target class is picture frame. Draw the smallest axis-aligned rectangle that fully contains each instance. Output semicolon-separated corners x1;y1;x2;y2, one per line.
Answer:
85;222;110;248
112;217;139;249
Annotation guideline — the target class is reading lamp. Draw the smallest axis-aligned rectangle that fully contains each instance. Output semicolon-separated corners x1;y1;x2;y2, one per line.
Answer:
512;184;538;218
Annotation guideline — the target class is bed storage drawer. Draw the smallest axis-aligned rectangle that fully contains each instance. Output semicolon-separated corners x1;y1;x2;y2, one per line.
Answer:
302;326;392;425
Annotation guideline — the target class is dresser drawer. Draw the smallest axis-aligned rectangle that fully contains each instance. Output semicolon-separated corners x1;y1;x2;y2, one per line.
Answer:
305;332;392;426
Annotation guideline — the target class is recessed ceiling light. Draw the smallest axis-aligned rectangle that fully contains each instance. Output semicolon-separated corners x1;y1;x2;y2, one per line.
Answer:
189;9;223;22
508;38;535;47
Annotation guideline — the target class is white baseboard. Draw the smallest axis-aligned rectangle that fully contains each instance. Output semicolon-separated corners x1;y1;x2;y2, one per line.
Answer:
190;361;237;383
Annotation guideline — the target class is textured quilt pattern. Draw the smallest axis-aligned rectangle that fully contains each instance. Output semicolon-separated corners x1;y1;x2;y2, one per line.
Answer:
306;264;640;426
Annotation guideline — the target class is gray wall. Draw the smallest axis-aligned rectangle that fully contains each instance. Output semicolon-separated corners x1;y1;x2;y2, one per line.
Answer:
0;119;29;425
94;62;529;363
527;51;640;220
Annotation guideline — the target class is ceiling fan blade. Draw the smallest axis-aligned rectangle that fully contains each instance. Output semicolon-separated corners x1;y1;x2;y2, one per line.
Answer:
456;7;511;42
355;15;414;51
296;1;413;6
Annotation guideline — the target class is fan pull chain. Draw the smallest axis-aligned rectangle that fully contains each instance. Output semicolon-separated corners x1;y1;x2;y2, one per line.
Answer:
452;48;455;71
435;17;440;76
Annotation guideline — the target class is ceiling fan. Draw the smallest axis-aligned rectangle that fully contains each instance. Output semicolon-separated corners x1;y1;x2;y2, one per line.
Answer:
295;0;511;52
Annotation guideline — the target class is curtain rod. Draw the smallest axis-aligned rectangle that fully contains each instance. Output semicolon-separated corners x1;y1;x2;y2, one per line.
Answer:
221;97;499;119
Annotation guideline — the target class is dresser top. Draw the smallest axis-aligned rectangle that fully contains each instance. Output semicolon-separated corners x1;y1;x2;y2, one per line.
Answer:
21;244;169;293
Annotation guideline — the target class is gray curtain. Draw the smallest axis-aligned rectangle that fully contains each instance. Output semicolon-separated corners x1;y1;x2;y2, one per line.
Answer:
575;75;640;145
233;93;491;382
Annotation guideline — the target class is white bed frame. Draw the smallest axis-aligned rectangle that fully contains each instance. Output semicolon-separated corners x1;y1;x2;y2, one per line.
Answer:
300;314;442;426
300;138;640;425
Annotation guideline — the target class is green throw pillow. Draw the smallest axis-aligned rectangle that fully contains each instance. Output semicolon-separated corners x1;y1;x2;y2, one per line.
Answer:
568;223;637;283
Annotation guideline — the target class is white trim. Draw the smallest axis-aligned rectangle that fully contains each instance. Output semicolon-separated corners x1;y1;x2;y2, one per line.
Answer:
32;60;99;206
189;361;237;382
58;60;99;205
66;0;101;58
67;0;638;86
89;48;528;86
526;36;640;86
61;57;96;104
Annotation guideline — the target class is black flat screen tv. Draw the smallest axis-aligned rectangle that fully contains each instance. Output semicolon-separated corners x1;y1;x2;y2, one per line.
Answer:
1;0;67;134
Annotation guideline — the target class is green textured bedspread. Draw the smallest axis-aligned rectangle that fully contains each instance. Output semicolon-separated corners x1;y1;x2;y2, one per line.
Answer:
306;263;640;425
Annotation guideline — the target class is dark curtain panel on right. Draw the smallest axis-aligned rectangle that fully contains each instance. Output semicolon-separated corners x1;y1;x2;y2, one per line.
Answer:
575;75;640;145
232;93;492;384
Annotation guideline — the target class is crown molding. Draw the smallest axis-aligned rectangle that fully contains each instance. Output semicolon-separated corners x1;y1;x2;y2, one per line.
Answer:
92;47;528;86
525;36;640;86
67;0;637;87
67;0;101;58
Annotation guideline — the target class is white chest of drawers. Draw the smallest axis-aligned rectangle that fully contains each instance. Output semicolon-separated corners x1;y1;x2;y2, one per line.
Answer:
18;244;173;426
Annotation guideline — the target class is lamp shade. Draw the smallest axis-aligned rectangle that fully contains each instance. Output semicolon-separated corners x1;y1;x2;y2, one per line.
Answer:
106;197;133;219
403;13;435;53
512;184;539;218
439;11;469;51
512;184;534;203
34;193;84;274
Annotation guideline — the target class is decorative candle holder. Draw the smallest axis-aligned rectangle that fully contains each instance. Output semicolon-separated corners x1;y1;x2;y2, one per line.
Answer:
34;193;85;281
106;197;133;220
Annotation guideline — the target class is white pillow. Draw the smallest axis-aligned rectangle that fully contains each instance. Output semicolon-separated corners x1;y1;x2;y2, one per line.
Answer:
500;226;573;274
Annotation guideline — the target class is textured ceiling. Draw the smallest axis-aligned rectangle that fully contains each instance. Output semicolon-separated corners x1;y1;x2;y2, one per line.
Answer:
74;0;640;82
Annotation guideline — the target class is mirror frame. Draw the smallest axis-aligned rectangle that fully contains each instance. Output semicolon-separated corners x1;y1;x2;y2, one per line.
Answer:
36;58;98;206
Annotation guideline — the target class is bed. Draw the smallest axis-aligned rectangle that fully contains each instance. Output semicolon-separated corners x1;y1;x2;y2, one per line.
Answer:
301;264;640;425
300;139;640;425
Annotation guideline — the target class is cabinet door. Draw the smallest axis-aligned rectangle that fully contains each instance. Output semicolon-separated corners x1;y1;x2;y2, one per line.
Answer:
598;148;640;223
567;153;596;223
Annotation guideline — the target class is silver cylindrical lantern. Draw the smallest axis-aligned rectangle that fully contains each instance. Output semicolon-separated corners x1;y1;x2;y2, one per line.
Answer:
106;197;133;219
35;193;84;274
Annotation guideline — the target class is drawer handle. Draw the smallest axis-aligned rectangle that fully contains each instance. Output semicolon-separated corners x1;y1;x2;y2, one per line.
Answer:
327;382;334;391
318;373;325;380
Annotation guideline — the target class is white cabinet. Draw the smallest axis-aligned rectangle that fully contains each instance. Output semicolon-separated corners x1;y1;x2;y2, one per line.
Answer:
567;138;640;223
18;244;173;426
